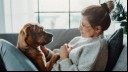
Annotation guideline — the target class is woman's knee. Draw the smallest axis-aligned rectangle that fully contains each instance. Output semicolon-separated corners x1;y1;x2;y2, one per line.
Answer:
0;39;14;46
0;39;6;47
0;39;15;51
0;39;9;44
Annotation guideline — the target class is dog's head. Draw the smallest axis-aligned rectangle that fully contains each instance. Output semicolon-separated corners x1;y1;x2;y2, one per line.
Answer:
17;23;53;49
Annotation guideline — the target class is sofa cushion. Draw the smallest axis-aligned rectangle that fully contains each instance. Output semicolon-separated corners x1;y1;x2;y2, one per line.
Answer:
105;28;124;71
0;28;80;50
45;28;80;50
0;33;18;46
112;35;127;71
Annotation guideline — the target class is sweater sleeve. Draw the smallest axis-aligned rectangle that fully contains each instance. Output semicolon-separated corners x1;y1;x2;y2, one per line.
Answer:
61;46;100;71
51;39;108;71
51;58;78;71
46;36;80;61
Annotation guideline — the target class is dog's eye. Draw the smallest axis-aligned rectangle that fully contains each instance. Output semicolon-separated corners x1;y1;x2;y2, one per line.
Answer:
38;31;44;35
41;29;43;31
40;28;44;32
38;32;42;34
40;27;44;30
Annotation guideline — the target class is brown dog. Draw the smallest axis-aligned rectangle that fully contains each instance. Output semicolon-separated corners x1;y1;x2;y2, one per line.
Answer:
16;23;59;71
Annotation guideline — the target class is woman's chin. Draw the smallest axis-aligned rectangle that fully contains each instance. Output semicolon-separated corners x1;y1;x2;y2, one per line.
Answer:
81;35;86;38
81;35;91;38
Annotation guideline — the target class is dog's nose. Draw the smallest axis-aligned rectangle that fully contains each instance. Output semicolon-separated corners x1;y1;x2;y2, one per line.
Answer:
48;33;53;38
46;32;53;37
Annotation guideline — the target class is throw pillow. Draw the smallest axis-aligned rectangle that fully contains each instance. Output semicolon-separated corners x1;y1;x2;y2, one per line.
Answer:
46;28;80;50
112;35;127;71
105;28;124;71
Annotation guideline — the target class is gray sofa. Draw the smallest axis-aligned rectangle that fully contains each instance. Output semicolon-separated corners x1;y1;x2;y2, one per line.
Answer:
0;28;127;71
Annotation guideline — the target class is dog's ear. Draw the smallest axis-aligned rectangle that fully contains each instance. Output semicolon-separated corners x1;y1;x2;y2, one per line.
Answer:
16;23;32;49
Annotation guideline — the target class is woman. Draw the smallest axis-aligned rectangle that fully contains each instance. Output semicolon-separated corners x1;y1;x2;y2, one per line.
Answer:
0;1;114;71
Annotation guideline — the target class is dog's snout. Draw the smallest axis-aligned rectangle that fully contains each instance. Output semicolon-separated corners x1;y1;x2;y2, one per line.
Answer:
48;33;53;38
45;32;53;38
42;32;53;45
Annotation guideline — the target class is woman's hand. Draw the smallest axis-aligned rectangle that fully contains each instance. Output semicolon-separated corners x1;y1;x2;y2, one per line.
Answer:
59;43;72;60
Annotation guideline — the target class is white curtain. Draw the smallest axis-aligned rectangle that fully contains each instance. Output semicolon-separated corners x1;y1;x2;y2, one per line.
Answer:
0;0;5;33
4;0;35;33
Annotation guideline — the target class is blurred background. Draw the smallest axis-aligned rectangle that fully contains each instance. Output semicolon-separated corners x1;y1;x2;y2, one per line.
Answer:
0;0;127;35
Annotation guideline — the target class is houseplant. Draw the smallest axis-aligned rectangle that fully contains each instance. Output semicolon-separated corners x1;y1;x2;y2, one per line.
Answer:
110;0;127;34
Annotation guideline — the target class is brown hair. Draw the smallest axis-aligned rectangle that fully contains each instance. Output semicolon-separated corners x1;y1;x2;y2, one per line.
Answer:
81;1;114;31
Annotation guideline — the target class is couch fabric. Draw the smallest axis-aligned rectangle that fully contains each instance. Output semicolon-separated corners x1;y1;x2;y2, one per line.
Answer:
113;35;127;71
0;28;127;71
105;28;124;71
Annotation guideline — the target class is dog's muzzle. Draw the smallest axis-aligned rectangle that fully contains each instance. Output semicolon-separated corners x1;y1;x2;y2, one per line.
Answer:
43;33;53;45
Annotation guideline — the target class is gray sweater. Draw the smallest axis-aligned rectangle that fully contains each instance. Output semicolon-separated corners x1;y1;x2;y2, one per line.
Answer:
48;36;108;71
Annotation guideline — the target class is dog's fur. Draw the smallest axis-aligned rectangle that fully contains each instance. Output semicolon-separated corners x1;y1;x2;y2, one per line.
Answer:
16;23;59;71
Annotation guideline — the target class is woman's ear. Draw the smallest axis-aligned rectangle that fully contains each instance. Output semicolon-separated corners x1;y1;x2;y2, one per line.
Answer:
94;26;102;34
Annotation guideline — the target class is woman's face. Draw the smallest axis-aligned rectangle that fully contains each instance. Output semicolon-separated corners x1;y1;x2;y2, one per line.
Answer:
79;16;97;38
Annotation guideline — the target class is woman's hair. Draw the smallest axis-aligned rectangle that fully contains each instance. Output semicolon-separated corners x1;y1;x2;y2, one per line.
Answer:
81;1;114;31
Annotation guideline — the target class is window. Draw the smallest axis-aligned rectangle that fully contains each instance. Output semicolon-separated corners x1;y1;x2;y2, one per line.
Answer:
4;0;35;33
3;0;127;33
34;0;99;29
4;0;100;33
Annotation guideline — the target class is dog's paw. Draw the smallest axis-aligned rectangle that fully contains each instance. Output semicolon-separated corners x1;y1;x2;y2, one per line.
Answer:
53;54;60;61
46;54;60;71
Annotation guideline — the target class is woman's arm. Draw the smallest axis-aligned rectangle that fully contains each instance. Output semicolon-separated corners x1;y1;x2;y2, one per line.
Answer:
52;39;108;71
59;43;72;60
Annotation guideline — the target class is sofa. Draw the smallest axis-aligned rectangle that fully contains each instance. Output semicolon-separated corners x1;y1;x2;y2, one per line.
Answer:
0;28;127;71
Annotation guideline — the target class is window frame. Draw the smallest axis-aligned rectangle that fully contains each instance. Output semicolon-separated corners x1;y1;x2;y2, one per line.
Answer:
35;0;82;29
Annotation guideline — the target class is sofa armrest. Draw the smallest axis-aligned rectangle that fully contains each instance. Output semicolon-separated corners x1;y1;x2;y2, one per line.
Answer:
0;33;18;46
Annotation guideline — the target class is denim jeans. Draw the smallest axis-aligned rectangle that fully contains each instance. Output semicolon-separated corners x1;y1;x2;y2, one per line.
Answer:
0;54;6;71
0;39;38;71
